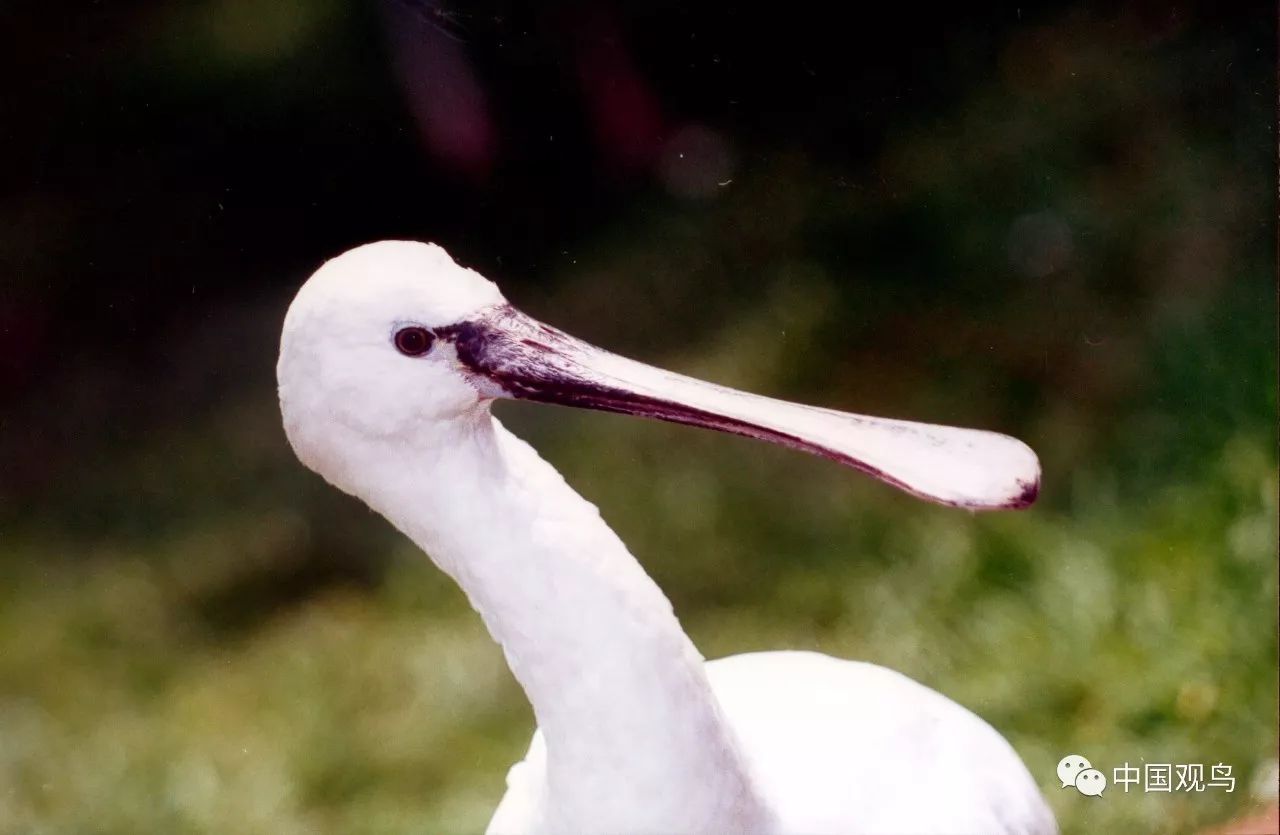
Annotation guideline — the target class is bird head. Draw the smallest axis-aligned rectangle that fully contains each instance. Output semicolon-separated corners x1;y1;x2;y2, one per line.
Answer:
278;240;1040;509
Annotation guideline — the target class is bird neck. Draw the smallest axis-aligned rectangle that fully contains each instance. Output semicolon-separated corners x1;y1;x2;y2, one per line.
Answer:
354;408;773;833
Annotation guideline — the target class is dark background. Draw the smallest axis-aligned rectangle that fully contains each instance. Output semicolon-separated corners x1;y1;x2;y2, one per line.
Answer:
1;2;1276;833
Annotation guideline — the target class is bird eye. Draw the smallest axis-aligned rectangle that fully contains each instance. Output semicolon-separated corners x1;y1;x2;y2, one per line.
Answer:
394;326;434;357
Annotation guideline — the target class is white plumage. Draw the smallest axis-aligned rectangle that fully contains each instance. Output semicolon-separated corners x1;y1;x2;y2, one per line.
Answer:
277;240;1056;835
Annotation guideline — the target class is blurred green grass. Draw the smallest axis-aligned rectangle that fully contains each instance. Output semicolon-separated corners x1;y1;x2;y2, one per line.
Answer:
0;393;1274;834
1;6;1276;834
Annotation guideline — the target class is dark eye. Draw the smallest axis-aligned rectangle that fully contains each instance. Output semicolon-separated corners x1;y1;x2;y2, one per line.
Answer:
394;326;434;356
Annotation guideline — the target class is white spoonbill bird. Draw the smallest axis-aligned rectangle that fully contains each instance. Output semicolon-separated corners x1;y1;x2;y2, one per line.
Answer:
277;241;1056;835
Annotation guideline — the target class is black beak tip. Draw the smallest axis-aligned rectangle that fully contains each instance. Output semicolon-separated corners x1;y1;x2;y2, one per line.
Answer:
1008;477;1040;509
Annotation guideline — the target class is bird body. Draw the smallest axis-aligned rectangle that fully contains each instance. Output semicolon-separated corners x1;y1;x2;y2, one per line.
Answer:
277;240;1056;834
496;651;1056;835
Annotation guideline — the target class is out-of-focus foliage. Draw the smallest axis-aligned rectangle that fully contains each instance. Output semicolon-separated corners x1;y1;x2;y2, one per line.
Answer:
0;2;1274;834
